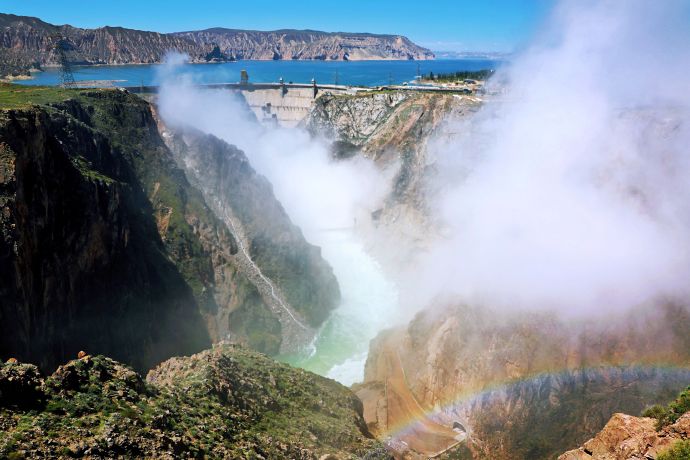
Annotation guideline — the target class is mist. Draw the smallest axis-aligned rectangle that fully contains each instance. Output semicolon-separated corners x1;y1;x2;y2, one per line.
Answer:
415;0;690;315
157;71;390;243
156;60;399;384
154;0;690;380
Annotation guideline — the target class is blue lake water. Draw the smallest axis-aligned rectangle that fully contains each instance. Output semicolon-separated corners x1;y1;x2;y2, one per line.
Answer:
18;59;502;87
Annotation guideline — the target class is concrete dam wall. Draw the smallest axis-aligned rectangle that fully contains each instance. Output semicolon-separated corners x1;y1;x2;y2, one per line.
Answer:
240;86;316;127
239;85;358;128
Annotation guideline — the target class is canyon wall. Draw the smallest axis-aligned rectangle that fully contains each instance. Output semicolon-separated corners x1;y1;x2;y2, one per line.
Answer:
357;304;690;459
0;85;339;371
306;89;481;272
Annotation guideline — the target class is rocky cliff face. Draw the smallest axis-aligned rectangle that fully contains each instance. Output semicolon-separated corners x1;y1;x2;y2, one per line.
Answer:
160;123;341;353
0;13;433;78
447;368;690;460
175;28;434;61
0;84;339;370
0;89;210;372
0;344;388;459
357;304;690;459
0;14;221;73
306;90;482;269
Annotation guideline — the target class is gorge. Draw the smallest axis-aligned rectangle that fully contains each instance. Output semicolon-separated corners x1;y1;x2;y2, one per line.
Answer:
2;1;690;459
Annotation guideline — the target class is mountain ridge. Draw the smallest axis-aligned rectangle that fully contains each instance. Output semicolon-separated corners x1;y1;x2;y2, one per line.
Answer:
0;13;433;78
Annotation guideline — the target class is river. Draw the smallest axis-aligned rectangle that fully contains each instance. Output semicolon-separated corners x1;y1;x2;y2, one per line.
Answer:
280;230;399;386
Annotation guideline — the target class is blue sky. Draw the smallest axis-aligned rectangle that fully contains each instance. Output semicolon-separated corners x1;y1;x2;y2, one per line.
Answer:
1;0;555;52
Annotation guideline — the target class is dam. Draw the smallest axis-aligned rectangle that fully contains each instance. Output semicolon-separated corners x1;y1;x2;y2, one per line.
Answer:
130;81;361;127
127;80;477;127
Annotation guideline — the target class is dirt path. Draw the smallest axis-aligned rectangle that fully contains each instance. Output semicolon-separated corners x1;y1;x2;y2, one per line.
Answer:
214;196;315;353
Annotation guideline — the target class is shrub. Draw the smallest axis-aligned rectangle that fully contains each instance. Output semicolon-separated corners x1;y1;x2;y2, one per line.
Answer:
642;386;690;429
658;440;690;460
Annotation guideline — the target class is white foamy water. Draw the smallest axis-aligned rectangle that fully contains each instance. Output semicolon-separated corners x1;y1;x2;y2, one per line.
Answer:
326;352;369;386
282;230;399;386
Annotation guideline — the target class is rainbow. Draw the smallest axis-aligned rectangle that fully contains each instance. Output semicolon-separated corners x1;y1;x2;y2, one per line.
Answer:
379;364;690;457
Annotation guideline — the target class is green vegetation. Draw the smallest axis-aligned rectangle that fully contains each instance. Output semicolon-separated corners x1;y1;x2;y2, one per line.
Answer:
0;81;339;362
642;386;690;429
51;86;220;306
421;69;494;83
0;83;219;371
0;345;385;459
658;440;690;460
70;154;116;184
0;83;79;109
228;286;281;354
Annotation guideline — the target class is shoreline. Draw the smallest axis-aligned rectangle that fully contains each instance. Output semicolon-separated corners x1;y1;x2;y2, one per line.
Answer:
3;57;442;81
42;56;436;70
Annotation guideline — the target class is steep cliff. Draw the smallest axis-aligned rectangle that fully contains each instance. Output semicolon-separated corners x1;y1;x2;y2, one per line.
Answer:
0;344;388;459
0;84;339;370
306;90;482;267
357;304;690;459
160;124;341;352
0;13;433;78
0;87;210;372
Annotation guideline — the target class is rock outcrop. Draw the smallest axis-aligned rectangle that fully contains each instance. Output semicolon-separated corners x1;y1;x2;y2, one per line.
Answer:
0;87;210;372
0;14;223;77
357;303;690;459
0;13;433;78
0;84;339;371
557;385;690;459
558;413;690;460
0;344;389;459
558;407;690;459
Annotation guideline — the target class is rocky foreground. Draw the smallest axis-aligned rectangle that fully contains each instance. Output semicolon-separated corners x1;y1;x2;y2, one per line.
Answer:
559;387;690;460
0;343;388;459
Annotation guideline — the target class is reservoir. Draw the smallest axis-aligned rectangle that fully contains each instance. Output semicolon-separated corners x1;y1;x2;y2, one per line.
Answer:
18;58;501;87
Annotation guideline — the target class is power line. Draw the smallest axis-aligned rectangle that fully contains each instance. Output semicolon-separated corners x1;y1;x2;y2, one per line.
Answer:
51;35;75;87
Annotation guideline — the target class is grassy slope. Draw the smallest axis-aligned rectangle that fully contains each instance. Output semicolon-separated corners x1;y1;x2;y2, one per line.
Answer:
0;83;77;108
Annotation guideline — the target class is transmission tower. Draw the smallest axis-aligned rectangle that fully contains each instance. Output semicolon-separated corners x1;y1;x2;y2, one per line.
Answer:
51;35;76;87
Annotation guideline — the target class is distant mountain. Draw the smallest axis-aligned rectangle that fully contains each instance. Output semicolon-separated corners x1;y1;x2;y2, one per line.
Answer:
433;50;509;60
0;13;434;77
174;28;434;61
